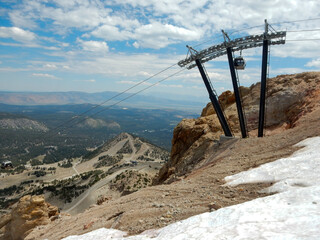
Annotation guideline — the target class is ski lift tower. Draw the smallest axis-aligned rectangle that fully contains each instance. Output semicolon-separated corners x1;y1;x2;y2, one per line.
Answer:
178;20;286;138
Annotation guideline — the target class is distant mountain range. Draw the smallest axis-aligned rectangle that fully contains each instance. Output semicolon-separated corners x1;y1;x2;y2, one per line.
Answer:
0;91;206;112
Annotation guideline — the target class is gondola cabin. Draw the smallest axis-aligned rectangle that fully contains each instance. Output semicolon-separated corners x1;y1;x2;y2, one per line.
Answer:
234;57;246;70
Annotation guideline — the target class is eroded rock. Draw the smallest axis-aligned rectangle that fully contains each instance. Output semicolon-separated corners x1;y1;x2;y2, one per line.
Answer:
155;72;320;183
2;195;59;240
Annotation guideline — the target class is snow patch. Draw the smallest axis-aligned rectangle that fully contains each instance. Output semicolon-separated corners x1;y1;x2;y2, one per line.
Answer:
225;137;320;193
62;228;126;240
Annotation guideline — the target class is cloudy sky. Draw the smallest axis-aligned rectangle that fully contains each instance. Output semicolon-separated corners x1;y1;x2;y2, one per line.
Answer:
0;0;320;100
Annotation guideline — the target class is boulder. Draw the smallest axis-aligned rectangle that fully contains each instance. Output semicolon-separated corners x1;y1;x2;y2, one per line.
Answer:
2;195;59;240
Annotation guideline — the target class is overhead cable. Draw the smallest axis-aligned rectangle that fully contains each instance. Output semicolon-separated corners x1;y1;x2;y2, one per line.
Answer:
287;28;320;32
45;63;178;137
45;67;187;138
270;17;320;25
286;38;320;41
82;68;187;121
192;17;320;48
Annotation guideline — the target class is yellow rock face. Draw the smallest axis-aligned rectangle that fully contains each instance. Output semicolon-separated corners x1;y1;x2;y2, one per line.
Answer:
2;195;59;240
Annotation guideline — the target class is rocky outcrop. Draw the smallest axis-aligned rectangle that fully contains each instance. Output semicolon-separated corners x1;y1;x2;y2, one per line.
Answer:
243;72;320;131
155;72;320;183
156;119;216;183
1;195;59;240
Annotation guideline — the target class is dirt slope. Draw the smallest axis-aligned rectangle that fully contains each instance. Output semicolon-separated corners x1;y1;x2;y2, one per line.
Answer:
21;72;320;240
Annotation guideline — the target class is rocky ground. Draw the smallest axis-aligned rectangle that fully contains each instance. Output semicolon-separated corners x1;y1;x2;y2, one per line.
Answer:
2;72;320;240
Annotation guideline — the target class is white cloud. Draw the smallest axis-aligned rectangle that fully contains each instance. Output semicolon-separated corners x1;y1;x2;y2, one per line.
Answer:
7;0;320;52
48;7;106;30
270;67;309;75
0;27;60;50
32;73;58;79
0;41;59;50
43;64;57;69
306;58;320;68
74;79;96;83
133;41;140;48
158;83;183;88
54;0;88;9
118;80;152;86
240;73;252;81
78;39;109;52
90;24;132;41
8;10;37;29
0;27;36;42
64;52;179;77
133;22;201;49
2;0;320;95
0;67;28;72
271;31;320;58
9;0;110;32
178;68;230;83
138;71;153;77
89;20;200;49
191;85;203;90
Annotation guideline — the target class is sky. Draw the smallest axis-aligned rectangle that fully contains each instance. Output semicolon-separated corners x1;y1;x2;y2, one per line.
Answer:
1;0;320;101
62;136;320;239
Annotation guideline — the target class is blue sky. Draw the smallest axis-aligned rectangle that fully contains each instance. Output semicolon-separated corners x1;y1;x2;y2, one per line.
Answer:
0;0;320;101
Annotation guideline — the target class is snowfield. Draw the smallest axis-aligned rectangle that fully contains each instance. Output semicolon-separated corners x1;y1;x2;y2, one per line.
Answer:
62;137;320;240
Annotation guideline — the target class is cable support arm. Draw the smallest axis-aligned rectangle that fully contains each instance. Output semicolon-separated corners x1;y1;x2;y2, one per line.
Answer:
178;31;286;69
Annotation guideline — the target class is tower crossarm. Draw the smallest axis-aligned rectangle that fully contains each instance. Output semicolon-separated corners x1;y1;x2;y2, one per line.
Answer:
178;31;286;69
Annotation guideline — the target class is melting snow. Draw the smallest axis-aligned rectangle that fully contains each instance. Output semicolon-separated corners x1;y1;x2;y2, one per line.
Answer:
62;137;320;240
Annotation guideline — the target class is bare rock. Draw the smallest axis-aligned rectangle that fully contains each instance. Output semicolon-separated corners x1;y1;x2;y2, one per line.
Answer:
208;202;222;211
2;195;59;240
155;72;320;184
201;102;215;117
0;214;11;229
201;87;249;117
